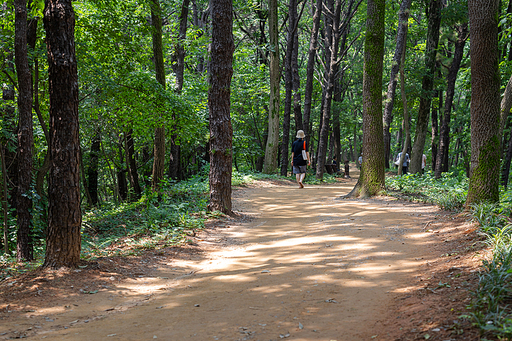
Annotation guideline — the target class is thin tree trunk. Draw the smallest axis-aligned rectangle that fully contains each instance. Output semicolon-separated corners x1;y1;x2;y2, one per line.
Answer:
15;0;34;261
125;129;141;200
500;74;512;144
316;0;342;180
263;0;280;173
34;59;51;198
410;0;442;174
280;0;297;176
383;0;412;169
501;130;512;188
435;23;468;178
169;0;189;180
303;0;322;146
117;136;128;201
431;87;440;172
1;145;7;255
397;47;410;176
149;0;166;190
87;132;101;206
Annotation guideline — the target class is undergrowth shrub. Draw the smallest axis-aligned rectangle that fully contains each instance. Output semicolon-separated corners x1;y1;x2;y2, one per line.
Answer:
385;171;467;210
468;226;512;340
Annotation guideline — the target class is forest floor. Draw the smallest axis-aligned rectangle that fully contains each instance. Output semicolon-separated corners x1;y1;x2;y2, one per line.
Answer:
0;171;487;340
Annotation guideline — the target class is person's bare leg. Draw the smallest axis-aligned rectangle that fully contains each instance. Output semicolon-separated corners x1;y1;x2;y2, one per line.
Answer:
296;174;302;188
299;173;305;188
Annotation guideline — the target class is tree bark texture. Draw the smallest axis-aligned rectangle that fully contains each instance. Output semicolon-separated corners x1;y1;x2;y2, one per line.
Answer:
349;0;385;196
87;132;100;206
397;48;411;176
43;0;82;268
302;0;322;146
500;74;512;144
263;0;280;173
125;129;142;200
280;0;298;176
502;129;512;188
435;23;468;178
208;0;234;214
316;0;339;179
150;0;166;190
172;0;190;93
466;0;501;204
169;0;190;180
410;0;441;174
15;0;34;261
382;0;411;169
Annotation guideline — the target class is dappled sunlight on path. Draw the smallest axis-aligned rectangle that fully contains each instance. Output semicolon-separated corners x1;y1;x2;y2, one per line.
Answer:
26;179;444;341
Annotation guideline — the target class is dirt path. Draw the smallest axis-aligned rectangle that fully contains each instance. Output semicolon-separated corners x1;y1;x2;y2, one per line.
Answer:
1;177;481;340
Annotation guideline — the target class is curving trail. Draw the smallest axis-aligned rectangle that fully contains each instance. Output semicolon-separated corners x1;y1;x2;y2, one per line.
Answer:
5;176;445;341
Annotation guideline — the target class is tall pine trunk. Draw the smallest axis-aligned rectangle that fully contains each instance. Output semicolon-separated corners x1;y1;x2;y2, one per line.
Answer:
263;0;280;173
348;0;385;197
15;0;34;261
208;0;234;214
149;0;166;190
43;0;81;268
466;0;500;204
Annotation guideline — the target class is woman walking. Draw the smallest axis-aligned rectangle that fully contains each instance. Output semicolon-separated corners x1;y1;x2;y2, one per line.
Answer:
291;130;311;188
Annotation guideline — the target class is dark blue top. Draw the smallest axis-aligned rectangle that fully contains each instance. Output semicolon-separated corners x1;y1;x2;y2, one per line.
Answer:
292;139;307;166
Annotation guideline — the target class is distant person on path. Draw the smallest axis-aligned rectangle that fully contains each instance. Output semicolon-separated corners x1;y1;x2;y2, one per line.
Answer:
422;154;427;174
358;154;362;169
291;130;310;188
397;152;410;174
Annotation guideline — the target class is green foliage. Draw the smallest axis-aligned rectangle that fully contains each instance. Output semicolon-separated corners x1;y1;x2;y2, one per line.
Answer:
468;226;512;340
385;171;468;211
81;176;209;259
465;189;512;339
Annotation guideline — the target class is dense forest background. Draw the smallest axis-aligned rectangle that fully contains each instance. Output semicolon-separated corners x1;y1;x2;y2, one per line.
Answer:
0;0;510;264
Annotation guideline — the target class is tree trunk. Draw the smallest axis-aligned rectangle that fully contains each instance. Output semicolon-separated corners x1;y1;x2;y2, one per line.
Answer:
500;74;512;144
1;146;8;255
382;0;412;169
316;0;342;180
431;87;440;172
397;47;411;176
117;140;128;202
280;0;297;176
435;23;468;178
208;0;234;214
15;0;34;261
149;0;166;190
43;0;81;268
169;0;189;180
303;0;322;146
348;0;385;197
410;0;442;174
125;129;142;200
466;0;500;204
263;0;280;173
501;130;512;188
292;7;302;134
87;132;100;206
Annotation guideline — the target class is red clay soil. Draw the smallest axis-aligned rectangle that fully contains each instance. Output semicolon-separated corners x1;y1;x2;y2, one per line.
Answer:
0;176;486;340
